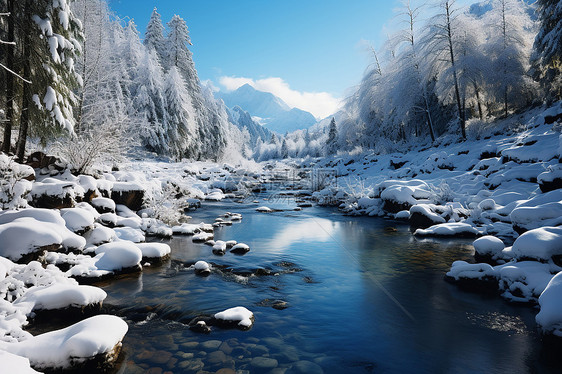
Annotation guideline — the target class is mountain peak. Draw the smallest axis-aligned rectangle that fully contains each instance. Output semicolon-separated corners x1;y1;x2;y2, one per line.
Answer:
217;85;317;133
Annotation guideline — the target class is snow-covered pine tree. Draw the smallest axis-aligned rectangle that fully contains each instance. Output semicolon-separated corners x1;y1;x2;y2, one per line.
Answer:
163;66;197;159
72;0;128;133
144;7;166;63
16;0;82;161
326;117;338;155
166;14;227;160
133;47;168;155
532;0;562;101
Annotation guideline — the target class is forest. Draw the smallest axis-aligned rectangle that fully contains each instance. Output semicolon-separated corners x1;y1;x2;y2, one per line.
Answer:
1;0;561;165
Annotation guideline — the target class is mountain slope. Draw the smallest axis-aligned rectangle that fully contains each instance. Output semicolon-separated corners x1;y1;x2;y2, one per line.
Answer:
217;84;317;134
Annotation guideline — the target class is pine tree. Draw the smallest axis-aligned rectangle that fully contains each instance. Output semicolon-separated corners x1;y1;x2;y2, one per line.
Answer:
144;8;166;63
326;117;338;155
163;66;197;159
16;0;82;161
532;0;562;101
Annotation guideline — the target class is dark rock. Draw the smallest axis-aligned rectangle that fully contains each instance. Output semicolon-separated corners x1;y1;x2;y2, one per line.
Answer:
545;113;562;125
382;199;411;214
30;192;74;209
111;189;144;212
444;274;498;294
539;178;562;193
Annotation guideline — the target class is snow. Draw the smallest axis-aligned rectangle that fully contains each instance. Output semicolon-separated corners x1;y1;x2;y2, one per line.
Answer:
60;207;95;233
510;202;562;231
83;224;116;246
0;315;128;370
113;227;145;243
94;242;142;271
214;306;254;328
13;283;107;312
192;232;213;242
0;350;41;374
213;240;227;252
194;260;210;274
0;218;62;261
510;227;562;261
135;243;171;259
446;261;495;280
172;223;201;235
473;235;505;259
90;197;116;213
256;206;273;213
414;222;480;237
231;243;250;254
536;272;562;336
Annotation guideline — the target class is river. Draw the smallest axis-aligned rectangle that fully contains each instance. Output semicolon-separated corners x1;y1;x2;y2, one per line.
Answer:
92;194;560;374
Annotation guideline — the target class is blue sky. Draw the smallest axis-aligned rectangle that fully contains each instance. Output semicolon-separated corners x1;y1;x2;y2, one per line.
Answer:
107;0;405;118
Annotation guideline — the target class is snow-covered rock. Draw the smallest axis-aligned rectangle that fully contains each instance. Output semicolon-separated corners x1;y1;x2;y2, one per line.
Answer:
414;222;480;238
194;260;211;276
536;272;562;337
90;197;116;214
0;315;128;371
60;207;96;234
113;227;145;243
473;235;505;262
509;227;562;262
214;306;254;329
135;243;171;260
230;243;250;255
13;283;107;313
94;242;142;272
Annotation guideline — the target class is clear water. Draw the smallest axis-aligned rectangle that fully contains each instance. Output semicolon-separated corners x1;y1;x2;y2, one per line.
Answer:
92;196;561;373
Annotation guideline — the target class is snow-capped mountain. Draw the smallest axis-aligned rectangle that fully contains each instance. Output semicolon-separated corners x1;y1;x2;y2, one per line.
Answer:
217;84;317;134
227;105;273;145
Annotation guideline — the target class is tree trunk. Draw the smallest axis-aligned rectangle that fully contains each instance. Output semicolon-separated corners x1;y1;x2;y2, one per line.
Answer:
445;1;466;139
16;0;32;163
473;82;483;120
2;0;15;154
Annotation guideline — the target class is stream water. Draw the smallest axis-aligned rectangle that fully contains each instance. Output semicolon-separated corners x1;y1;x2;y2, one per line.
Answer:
91;195;561;373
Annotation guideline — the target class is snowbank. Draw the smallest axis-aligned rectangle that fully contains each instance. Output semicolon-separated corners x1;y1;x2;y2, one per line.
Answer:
0;315;128;370
536;272;562;336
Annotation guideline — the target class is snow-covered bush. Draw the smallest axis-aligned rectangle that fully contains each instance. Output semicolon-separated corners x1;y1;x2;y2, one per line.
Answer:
52;121;133;175
0;155;33;209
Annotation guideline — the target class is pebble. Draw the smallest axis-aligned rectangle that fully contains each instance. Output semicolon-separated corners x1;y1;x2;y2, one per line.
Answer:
250;357;279;370
215;369;236;374
181;341;199;349
201;340;222;350
287;360;323;374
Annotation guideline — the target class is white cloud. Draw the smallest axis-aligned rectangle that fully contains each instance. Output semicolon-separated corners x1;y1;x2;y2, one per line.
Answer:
218;76;341;119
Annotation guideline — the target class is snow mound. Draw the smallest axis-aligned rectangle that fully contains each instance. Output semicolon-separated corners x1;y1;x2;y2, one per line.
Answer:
0;218;62;261
536;272;562;336
510;227;562;262
60;207;95;233
135;243;171;259
446;261;495;280
13;283;107;313
94;242;142;271
113;227;145;243
214;306;254;328
473;235;505;259
0;315;128;370
256;206;273;213
0;350;41;373
414;222;480;237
